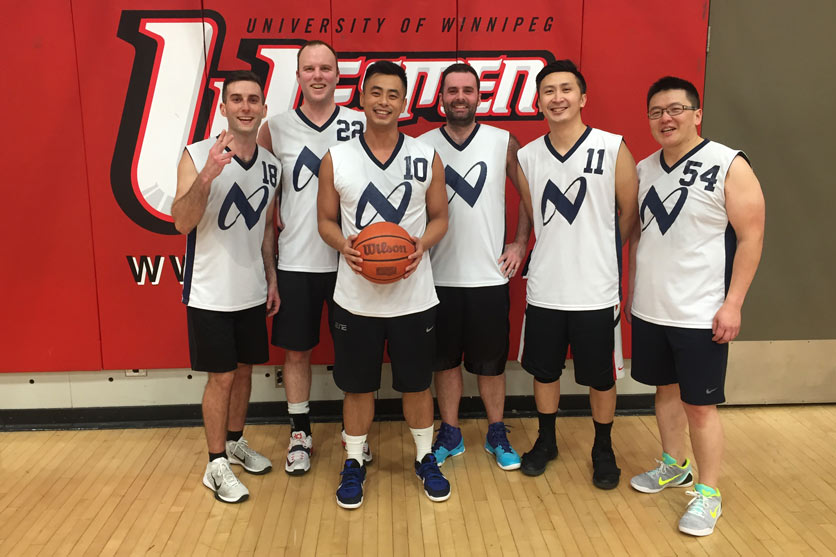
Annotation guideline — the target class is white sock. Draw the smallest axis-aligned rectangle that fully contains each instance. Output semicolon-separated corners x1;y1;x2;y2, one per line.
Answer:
411;425;434;462
287;401;309;414
344;433;367;465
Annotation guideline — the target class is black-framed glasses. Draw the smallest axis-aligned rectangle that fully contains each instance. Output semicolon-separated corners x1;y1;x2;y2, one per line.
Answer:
647;103;698;119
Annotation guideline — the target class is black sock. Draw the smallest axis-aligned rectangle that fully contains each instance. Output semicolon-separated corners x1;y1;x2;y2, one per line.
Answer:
227;430;243;442
209;451;226;462
593;420;613;448
290;413;311;436
537;411;558;445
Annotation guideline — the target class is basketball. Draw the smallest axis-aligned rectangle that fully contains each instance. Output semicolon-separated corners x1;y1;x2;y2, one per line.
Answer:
353;222;416;284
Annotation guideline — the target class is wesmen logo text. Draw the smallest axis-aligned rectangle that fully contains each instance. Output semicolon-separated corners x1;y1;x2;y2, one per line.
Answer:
112;10;554;235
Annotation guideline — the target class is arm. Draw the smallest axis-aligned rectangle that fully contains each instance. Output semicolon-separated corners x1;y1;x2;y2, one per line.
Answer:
614;141;639;244
624;225;640;324
257;122;284;230
171;131;235;234
498;134;532;278
712;155;765;343
405;152;448;278
317;152;362;273
262;196;279;316
515;160;534;223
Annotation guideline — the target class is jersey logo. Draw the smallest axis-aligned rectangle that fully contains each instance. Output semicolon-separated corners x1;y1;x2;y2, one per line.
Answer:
541;177;586;225
445;162;487;207
355;182;412;228
218;184;270;230
640;186;688;235
292;147;321;192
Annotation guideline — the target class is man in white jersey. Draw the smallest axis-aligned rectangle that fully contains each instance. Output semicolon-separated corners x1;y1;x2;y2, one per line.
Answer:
515;60;639;488
418;63;531;470
628;76;765;536
257;40;370;476
172;71;280;503
317;61;450;509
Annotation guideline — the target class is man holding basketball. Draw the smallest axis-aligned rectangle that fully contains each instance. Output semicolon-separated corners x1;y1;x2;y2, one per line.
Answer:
172;71;280;503
317;61;450;509
628;76;765;536
418;63;531;471
515;60;639;488
257;40;370;476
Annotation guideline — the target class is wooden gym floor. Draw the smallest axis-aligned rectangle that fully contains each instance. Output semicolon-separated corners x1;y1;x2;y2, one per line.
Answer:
1;405;835;556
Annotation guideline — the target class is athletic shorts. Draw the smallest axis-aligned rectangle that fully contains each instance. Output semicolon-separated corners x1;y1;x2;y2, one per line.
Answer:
433;284;510;375
520;304;615;389
630;316;728;406
187;303;269;372
271;271;336;351
332;304;436;394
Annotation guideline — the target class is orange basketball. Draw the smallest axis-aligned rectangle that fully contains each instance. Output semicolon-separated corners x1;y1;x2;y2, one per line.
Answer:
353;222;416;284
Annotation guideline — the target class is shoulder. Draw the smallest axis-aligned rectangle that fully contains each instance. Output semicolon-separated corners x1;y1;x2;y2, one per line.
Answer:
590;127;623;147
636;149;661;173
518;135;545;158
416;126;441;145
338;106;366;123
258;145;281;167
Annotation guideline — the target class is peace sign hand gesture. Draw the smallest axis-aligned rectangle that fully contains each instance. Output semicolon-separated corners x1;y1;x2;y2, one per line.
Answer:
201;130;235;182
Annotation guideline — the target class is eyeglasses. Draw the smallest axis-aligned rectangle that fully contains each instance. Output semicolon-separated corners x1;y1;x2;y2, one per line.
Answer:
647;103;699;119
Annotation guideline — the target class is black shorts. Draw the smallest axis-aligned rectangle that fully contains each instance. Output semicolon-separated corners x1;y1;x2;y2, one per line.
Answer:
332;304;436;394
187;303;269;372
434;285;510;375
630;316;728;406
271;271;336;351
520;304;615;389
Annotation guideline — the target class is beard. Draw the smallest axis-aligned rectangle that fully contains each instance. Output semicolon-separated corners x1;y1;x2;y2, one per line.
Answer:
443;102;477;126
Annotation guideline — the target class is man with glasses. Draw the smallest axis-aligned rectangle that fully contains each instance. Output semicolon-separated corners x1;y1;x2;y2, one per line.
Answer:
628;76;765;536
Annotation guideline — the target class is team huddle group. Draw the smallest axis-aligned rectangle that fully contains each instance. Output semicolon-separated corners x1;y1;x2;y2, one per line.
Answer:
171;40;764;538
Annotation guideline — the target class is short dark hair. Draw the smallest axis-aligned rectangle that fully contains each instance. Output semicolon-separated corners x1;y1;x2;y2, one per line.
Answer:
535;59;586;94
296;40;339;71
646;76;701;109
363;60;407;94
441;62;480;91
222;70;264;102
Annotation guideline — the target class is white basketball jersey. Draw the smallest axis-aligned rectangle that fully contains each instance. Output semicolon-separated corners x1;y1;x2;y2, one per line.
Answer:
632;140;744;328
267;106;366;272
182;138;280;311
419;124;510;287
518;127;622;310
330;133;439;318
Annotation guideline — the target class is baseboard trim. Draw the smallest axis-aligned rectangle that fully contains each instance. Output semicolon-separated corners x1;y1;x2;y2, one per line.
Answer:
0;394;655;431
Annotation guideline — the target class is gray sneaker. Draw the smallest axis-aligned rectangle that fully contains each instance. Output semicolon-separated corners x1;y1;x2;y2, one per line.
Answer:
679;490;722;536
630;458;693;493
203;458;249;503
226;437;273;474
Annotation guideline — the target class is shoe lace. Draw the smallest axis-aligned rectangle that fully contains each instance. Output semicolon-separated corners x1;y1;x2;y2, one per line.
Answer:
216;459;241;487
233;437;259;459
432;424;459;451
487;423;513;452
648;459;670;479
340;464;364;489
684;491;708;516
417;458;446;484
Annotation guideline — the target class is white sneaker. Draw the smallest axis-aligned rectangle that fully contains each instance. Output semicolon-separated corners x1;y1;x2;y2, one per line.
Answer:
203;457;249;503
285;431;313;476
341;429;373;464
226;437;272;474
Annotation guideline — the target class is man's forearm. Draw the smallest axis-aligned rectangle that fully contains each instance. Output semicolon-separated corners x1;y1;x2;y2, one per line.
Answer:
511;201;532;246
172;174;212;234
725;237;763;308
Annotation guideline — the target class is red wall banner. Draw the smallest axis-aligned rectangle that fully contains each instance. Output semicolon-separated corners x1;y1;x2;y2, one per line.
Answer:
0;1;709;372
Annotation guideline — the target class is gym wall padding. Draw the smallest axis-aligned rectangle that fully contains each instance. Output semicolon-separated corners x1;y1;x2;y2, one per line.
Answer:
0;1;710;372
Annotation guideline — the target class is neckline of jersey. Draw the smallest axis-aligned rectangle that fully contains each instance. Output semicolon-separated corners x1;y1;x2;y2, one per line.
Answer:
359;132;405;170
543;126;591;163
659;138;711;173
295;106;340;132
440;123;481;151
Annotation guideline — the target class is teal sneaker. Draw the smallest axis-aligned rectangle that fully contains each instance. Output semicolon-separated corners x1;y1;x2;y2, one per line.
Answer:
432;422;465;466
484;422;521;471
679;489;722;536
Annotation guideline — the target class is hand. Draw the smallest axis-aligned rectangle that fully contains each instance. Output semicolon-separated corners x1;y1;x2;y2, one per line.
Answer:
712;301;741;344
498;241;526;278
403;236;424;279
341;234;363;273
266;283;280;317
201;130;235;182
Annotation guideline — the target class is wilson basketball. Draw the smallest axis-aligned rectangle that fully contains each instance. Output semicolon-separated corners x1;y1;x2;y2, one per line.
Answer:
353;222;416;284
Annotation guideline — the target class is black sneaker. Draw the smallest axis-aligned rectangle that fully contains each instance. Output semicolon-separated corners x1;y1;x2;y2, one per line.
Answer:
521;436;558;476
591;445;621;490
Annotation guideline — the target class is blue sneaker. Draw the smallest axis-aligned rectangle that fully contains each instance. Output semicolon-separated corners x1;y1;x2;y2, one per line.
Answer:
336;459;366;509
415;454;451;502
431;422;465;465
484;422;521;470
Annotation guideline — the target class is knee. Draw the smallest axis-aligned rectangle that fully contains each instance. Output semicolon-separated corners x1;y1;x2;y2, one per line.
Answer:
682;403;717;428
285;350;312;366
207;371;235;390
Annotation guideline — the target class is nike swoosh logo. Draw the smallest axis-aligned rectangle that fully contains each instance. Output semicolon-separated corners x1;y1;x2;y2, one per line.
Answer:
212;477;222;491
710;506;719;518
658;473;682;486
706;387;718;394
426;326;434;333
